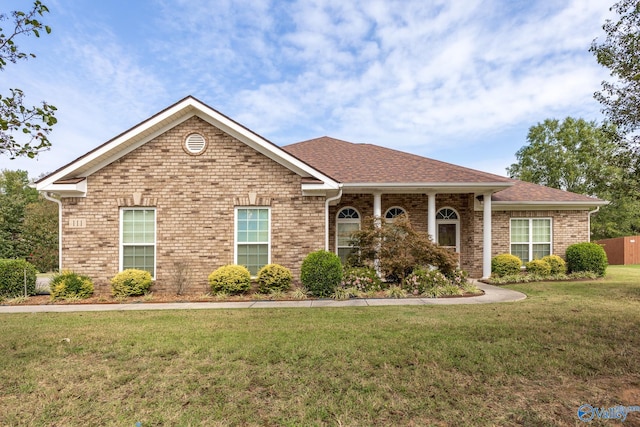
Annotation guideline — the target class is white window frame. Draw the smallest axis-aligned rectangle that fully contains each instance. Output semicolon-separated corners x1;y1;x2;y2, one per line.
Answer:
336;207;361;263
119;207;157;278
384;206;406;223
234;207;271;276
436;207;460;253
509;217;553;263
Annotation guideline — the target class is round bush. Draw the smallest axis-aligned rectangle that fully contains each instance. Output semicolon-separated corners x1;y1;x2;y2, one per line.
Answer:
111;269;153;297
257;264;292;293
541;255;566;275
491;254;522;277
50;271;94;300
300;250;342;297
565;242;608;276
0;259;37;297
342;267;382;292
208;265;251;295
525;259;551;276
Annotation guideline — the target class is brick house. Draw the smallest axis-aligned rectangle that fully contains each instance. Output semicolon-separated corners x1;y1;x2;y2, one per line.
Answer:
35;96;606;294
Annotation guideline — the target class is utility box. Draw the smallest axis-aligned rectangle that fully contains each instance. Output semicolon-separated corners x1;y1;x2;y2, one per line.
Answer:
596;236;640;265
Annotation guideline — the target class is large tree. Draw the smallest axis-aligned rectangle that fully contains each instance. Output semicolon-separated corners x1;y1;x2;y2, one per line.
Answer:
508;117;640;240
590;0;640;198
507;117;619;195
0;169;58;271
0;1;57;159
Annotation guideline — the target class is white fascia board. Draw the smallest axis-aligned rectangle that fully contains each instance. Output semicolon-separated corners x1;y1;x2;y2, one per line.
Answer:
36;102;196;190
38;179;87;197
341;182;513;194
489;200;610;211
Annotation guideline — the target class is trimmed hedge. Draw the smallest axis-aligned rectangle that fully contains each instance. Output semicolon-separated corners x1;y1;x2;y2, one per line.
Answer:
111;269;153;297
491;254;522;277
257;264;292;293
301;250;342;297
0;259;37;298
209;265;251;295
566;242;608;276
50;271;94;300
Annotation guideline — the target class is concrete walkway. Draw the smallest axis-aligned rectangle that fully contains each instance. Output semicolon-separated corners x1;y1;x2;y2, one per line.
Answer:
0;283;525;314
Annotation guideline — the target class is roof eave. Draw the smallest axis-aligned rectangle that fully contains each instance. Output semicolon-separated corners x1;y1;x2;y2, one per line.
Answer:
341;181;513;194
491;200;609;210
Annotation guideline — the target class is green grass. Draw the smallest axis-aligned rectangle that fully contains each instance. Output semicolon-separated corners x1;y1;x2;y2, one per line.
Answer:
2;266;640;426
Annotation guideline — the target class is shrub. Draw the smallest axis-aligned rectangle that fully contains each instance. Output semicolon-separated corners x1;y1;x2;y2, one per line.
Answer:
541;255;567;275
0;259;37;297
350;215;458;283
50;271;94;300
111;269;153;297
525;259;551;276
208;265;251;295
491;254;522;277
341;267;382;292
300;250;342;297
257;264;292;293
403;267;449;295
565;242;608;276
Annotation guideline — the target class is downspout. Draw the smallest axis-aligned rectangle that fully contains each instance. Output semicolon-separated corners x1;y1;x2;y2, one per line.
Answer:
325;186;343;251
42;192;62;271
587;206;600;243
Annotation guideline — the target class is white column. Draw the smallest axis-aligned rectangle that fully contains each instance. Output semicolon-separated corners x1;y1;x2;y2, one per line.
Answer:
373;192;382;276
427;192;436;242
373;192;382;226
482;192;492;279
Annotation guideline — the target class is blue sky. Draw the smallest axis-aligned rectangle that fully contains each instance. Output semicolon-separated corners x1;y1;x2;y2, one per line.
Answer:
3;0;612;179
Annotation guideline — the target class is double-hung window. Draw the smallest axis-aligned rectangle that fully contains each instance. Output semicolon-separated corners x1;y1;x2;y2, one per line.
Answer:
510;218;552;263
120;208;156;277
235;208;270;276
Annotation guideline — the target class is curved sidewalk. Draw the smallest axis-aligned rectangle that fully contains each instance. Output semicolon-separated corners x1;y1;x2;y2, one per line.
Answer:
0;283;525;314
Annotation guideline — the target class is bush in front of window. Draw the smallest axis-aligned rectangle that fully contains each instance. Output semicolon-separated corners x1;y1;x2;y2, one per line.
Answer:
301;250;343;297
565;242;608;277
257;264;292;293
50;271;94;300
208;265;251;295
525;259;552;276
0;259;37;298
491;254;522;277
111;269;153;297
541;255;566;275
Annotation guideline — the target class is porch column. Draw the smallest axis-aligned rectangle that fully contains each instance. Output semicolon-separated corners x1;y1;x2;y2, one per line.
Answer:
427;192;436;241
373;192;382;226
482;192;492;279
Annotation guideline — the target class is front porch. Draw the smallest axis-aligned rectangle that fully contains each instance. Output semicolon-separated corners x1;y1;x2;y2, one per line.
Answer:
328;192;494;278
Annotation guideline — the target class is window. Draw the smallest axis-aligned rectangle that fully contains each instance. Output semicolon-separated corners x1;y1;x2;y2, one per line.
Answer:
436;207;459;252
384;206;406;223
336;207;360;264
120;208;156;277
510;218;552;263
236;208;270;276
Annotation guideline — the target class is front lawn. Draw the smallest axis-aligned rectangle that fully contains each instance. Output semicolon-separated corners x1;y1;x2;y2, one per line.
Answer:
1;266;639;425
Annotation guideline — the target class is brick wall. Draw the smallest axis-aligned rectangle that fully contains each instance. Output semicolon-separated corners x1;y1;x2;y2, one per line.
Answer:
471;209;590;276
61;116;325;294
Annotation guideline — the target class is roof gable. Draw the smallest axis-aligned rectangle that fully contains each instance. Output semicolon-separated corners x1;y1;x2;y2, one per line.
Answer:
36;96;339;194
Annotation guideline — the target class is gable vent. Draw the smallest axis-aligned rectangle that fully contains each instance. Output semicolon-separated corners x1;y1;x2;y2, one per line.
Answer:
184;133;207;155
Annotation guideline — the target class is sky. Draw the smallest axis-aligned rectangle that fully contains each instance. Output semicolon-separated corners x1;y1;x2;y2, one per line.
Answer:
2;0;614;180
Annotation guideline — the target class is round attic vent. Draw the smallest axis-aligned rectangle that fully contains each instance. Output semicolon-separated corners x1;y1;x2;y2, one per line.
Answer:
184;133;207;155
